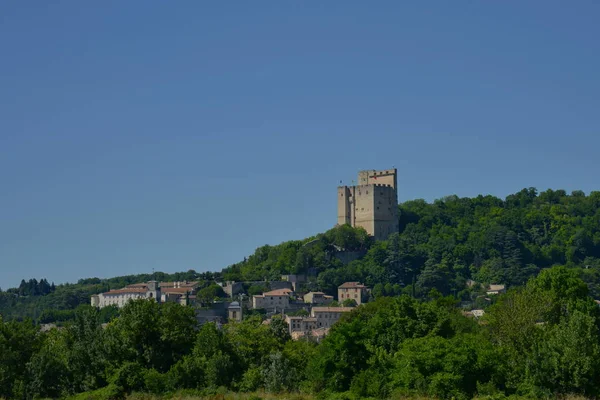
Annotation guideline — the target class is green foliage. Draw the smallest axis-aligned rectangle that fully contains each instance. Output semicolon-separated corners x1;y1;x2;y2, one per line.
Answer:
0;318;41;399
197;284;227;305
2;189;600;399
104;299;197;372
342;299;357;307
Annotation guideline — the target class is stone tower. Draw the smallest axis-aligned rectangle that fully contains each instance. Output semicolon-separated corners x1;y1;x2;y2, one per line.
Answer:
337;168;399;241
228;301;243;322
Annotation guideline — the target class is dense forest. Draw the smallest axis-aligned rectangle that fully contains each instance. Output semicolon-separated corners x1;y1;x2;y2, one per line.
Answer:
223;188;600;300
1;266;600;399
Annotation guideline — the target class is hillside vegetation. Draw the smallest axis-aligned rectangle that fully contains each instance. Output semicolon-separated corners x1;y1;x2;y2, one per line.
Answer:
2;188;600;398
224;188;600;299
2;188;600;323
2;266;600;399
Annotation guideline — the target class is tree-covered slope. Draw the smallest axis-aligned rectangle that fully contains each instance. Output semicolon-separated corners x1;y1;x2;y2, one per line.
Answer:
224;188;600;299
2;187;600;322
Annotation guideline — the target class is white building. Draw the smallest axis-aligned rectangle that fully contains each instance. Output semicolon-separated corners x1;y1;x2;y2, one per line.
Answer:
91;281;160;308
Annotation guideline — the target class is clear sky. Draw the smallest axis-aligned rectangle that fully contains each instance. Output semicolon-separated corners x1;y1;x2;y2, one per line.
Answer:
1;1;599;289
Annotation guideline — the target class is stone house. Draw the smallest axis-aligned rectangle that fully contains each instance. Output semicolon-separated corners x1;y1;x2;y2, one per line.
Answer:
303;291;334;305
338;282;369;305
252;288;293;310
311;306;353;329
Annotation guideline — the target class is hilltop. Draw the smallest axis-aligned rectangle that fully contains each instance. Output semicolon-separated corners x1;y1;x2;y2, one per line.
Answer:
2;187;600;322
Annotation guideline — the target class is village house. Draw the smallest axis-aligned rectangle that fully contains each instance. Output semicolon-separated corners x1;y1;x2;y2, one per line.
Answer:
303;291;334;305
161;286;198;304
311;306;354;329
281;274;306;291
486;284;506;295
338;282;369;305
286;315;317;336
252;288;293;310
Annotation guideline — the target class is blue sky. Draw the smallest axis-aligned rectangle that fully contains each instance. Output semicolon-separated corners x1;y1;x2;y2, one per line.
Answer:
1;1;599;289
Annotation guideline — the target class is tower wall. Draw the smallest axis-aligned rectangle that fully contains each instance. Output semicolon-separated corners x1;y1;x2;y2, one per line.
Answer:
337;169;398;241
353;184;375;235
337;186;351;226
358;169;397;189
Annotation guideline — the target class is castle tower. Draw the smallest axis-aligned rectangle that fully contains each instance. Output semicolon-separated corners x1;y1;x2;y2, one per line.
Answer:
146;281;161;302
337;169;399;241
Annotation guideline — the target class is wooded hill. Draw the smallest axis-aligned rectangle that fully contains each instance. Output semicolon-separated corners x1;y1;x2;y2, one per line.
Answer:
2;187;600;322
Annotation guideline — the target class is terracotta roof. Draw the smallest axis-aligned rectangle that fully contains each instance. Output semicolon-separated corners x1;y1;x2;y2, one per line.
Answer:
126;283;148;288
338;282;366;289
312;306;354;313
312;327;329;336
262;288;293;296
160;281;199;288
291;327;330;341
162;287;193;294
104;288;147;295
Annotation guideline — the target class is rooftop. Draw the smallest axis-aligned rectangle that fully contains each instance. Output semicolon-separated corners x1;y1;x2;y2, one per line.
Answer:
104;288;147;295
126;283;149;289
162;287;193;294
312;306;354;313
338;282;367;289
160;281;199;288
261;288;294;296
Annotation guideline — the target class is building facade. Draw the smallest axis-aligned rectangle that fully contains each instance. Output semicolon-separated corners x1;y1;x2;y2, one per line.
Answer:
337;169;399;241
303;291;334;305
252;288;293;310
338;282;369;305
91;281;161;308
286;315;318;335
228;301;243;322
311;306;354;329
